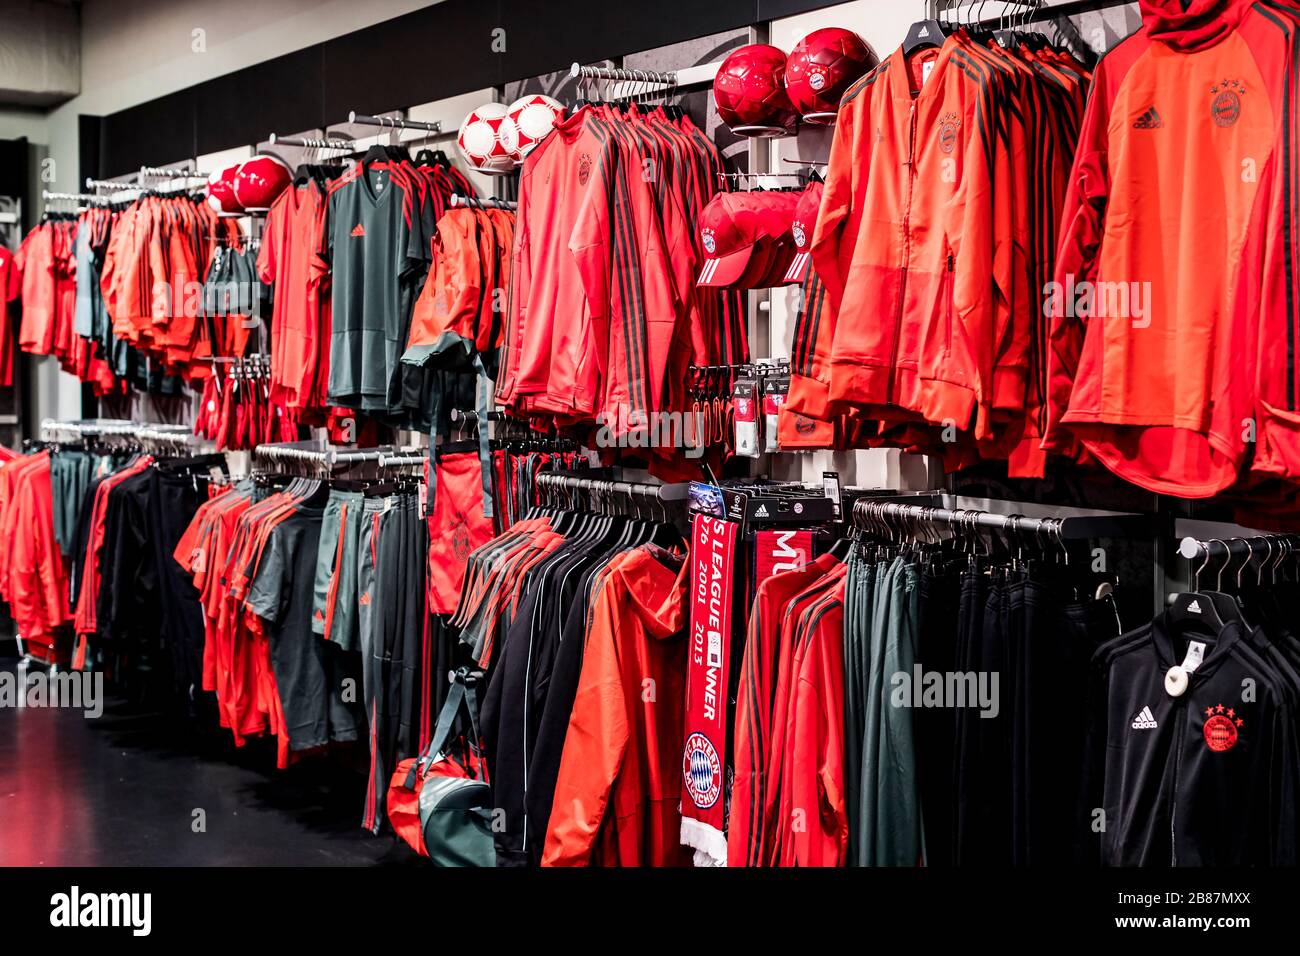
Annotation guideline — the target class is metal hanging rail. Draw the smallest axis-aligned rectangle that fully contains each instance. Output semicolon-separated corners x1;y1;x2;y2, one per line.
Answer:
450;195;517;211
40;418;137;441
851;495;1155;540
535;471;690;501
376;451;430;469
1176;533;1300;592
42;191;100;205
348;111;442;133
570;59;721;90
268;132;357;151
252;441;426;469
934;0;1134;27
449;408;506;424
139;165;208;181
85;177;142;192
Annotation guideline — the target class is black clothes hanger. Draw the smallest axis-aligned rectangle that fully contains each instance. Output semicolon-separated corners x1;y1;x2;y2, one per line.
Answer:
415;148;452;169
1168;540;1244;635
903;17;949;56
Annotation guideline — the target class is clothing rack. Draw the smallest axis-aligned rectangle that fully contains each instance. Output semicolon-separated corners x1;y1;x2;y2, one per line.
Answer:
40;418;137;441
376;451;429;469
85;177;141;192
535;471;689;501
267;132;356;151
139;166;208;181
570;59;721;92
450;195;517;211
252;441;425;470
690;359;789;375
931;0;1133;26
347;111;442;134
1177;533;1300;583
136;425;209;450
852;494;1156;541
41;191;104;206
449;408;506;423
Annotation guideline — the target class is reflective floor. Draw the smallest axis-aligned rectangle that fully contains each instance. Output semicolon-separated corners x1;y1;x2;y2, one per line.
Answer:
0;657;419;866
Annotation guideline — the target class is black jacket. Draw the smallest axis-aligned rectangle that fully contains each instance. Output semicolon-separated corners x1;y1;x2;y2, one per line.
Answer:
1094;612;1298;866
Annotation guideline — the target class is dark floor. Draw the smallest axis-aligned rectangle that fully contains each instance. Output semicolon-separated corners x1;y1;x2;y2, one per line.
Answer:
0;655;421;866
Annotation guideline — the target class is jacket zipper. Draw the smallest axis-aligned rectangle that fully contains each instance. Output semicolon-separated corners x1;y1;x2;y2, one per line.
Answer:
945;253;955;354
1168;703;1186;866
892;100;919;397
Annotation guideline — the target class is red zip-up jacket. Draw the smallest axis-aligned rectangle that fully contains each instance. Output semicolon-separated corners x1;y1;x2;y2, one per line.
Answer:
812;35;1009;439
543;546;692;867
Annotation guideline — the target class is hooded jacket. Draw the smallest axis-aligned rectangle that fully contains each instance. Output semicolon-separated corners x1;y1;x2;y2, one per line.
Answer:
1045;0;1300;496
542;545;692;867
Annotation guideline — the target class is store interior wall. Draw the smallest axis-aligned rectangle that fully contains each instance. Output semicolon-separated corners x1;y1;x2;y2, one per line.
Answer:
10;0;1144;492
27;0;441;424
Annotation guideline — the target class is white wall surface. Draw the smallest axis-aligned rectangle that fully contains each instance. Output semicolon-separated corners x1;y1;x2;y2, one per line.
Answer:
0;108;50;144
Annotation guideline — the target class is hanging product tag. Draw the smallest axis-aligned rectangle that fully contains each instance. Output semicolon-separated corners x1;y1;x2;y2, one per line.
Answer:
733;375;760;458
1181;640;1207;674
822;470;842;519
681;513;739;867
763;374;789;453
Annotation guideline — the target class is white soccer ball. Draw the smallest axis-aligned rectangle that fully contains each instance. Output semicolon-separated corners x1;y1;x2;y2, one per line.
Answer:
457;102;516;174
502;94;564;162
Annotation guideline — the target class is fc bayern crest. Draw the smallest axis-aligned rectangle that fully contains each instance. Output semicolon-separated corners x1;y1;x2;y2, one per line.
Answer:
792;221;807;248
451;523;472;561
938;111;960;154
702;228;716;254
683;733;722;808
1211;80;1245;127
578;152;593;186
1203;703;1243;752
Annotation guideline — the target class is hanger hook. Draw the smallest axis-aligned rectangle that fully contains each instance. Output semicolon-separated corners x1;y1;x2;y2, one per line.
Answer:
1207;538;1230;591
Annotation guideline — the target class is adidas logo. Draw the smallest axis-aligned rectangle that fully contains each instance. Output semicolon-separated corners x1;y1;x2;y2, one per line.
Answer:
351;223;366;237
754;504;770;518
359;592;372;606
1186;599;1203;614
1133;106;1164;129
1132;705;1158;730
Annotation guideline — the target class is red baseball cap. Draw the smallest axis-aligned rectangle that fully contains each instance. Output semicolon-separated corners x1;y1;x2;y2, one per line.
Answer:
697;190;800;288
783;182;823;284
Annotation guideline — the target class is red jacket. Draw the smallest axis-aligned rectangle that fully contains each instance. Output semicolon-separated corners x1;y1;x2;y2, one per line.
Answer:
543;546;692;867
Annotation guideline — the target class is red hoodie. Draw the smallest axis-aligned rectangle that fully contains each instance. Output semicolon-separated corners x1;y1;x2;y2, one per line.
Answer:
543;546;692;867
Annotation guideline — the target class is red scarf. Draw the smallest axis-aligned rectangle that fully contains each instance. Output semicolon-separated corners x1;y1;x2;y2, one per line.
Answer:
680;514;739;865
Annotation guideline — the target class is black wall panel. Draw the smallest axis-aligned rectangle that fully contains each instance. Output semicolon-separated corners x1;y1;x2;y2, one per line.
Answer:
320;0;503;121
90;0;850;179
102;87;198;176
197;45;326;157
495;0;754;82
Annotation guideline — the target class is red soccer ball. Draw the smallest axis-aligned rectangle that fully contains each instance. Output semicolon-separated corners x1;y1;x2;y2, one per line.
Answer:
784;28;877;123
233;155;292;213
713;44;798;135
